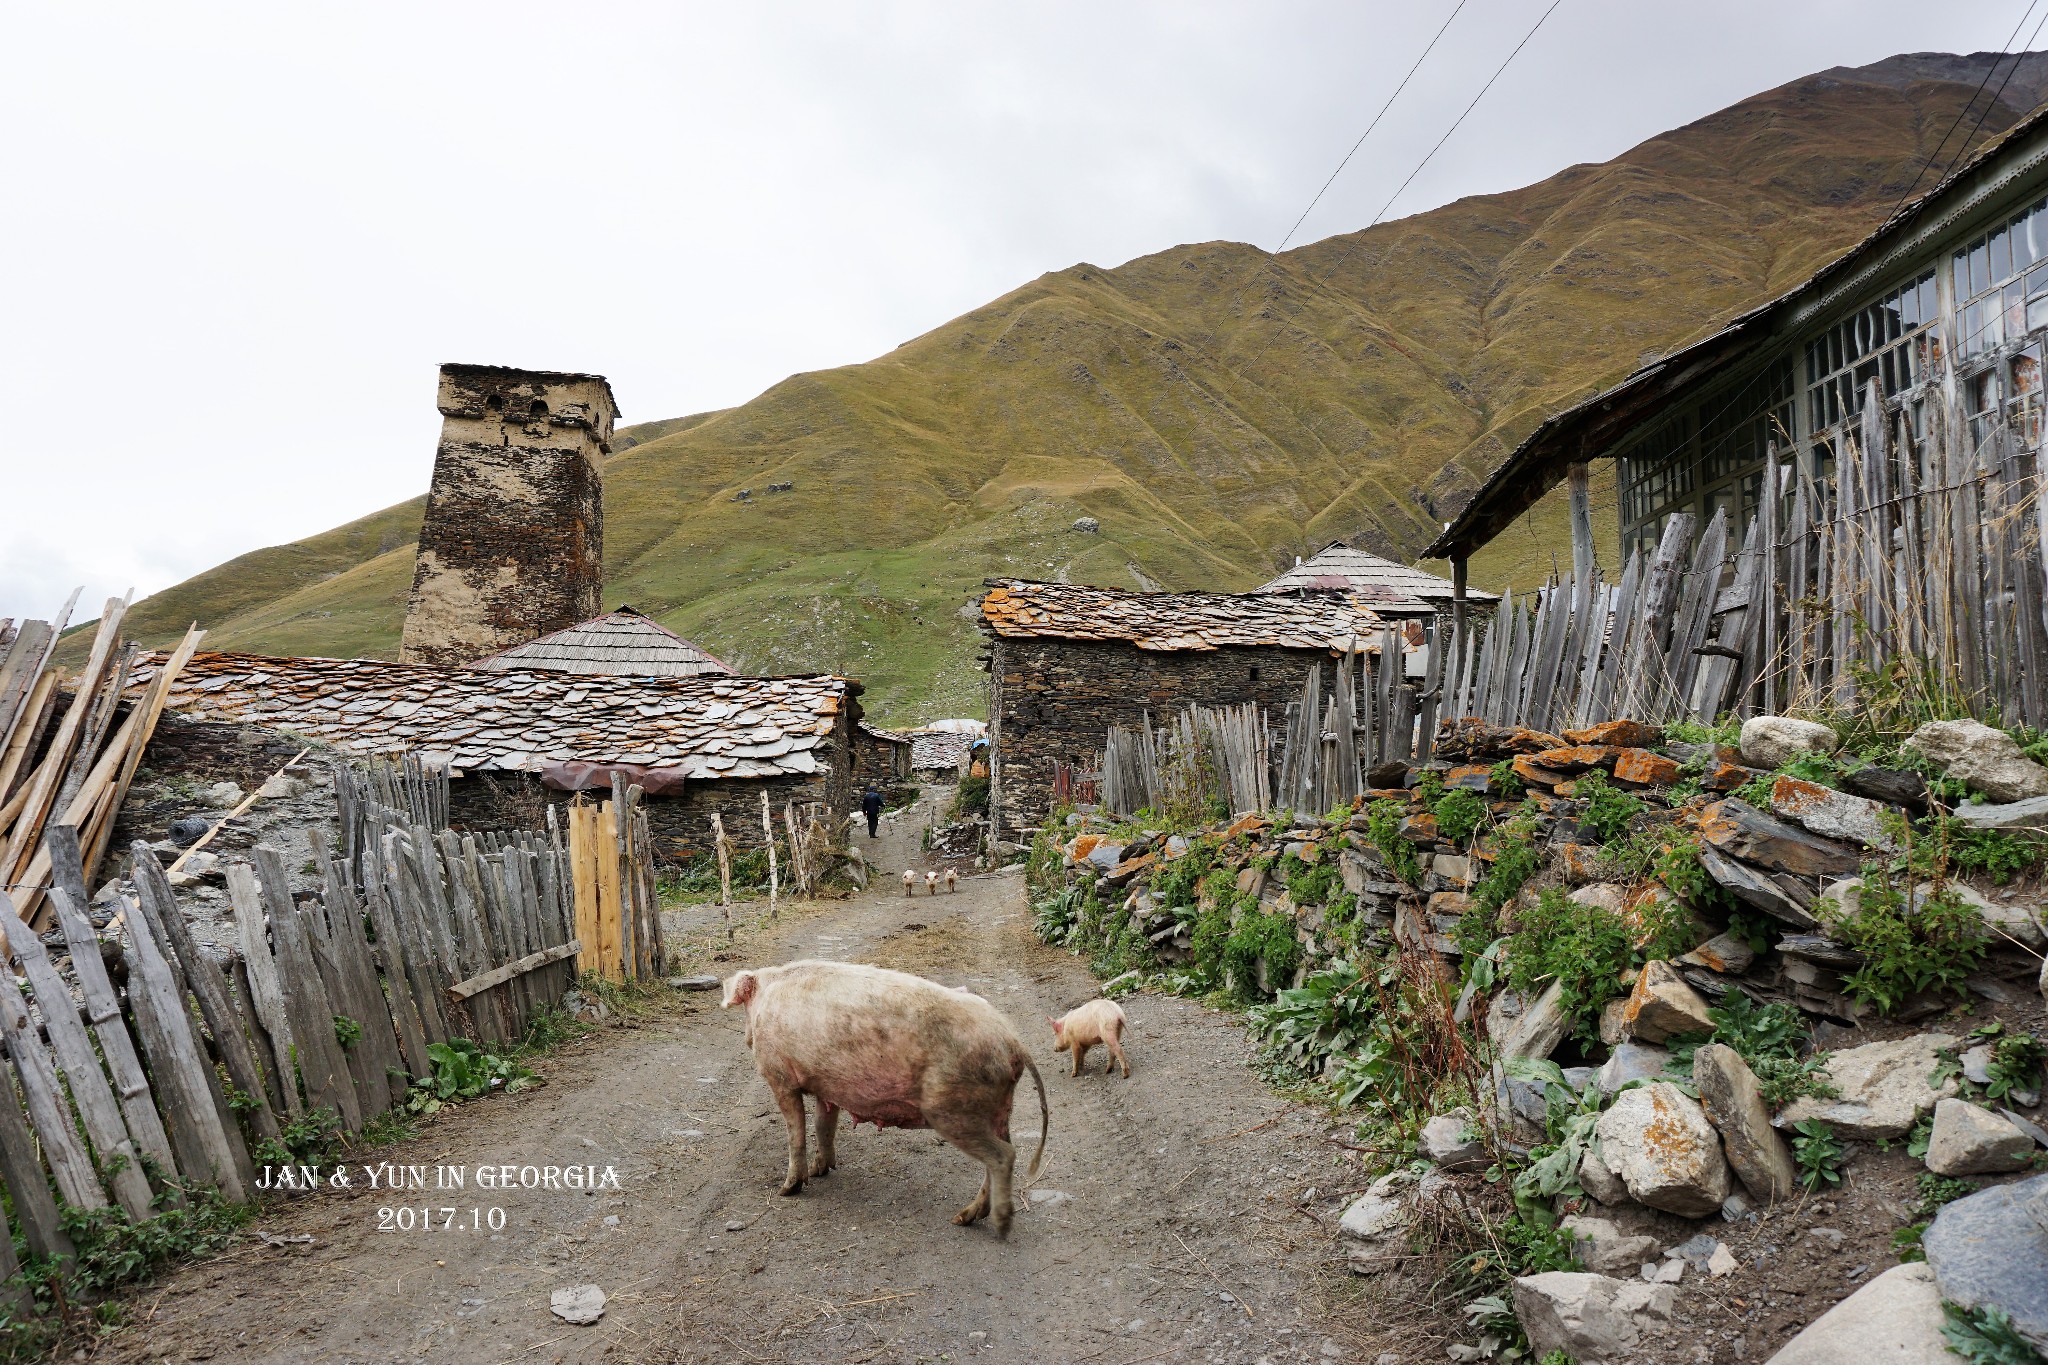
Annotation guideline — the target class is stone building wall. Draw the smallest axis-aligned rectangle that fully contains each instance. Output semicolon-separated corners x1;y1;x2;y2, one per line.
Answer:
984;637;1327;840
400;364;618;668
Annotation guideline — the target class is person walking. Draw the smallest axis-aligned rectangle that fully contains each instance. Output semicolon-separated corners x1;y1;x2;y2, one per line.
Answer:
860;784;884;839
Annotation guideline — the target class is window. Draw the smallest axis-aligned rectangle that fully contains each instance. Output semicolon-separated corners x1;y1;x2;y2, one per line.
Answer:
1804;269;1937;442
1953;197;2048;359
486;393;503;413
529;399;549;419
1616;358;1791;555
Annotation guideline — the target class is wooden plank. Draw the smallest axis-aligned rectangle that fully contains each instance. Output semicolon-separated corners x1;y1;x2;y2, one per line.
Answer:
360;841;431;1080
254;846;362;1131
448;940;584;1000
0;668;59;810
122;843;276;1149
0;1055;71;1265
595;804;626;981
226;861;303;1116
116;882;246;1199
0;594;128;892
436;831;507;1045
10;924;155;1218
572;805;604;977
0;894;106;1210
1666;509;1728;720
308;825;407;1106
299;879;388;1122
383;832;450;1046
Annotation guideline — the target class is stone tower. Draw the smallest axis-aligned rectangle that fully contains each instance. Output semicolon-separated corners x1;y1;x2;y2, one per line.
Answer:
399;364;619;669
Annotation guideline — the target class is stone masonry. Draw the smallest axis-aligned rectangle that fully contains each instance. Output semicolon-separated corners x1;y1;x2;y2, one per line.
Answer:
401;364;619;668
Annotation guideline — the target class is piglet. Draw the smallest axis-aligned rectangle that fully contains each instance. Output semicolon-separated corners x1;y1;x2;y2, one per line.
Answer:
925;870;939;895
903;869;917;897
944;868;959;893
1049;998;1130;1078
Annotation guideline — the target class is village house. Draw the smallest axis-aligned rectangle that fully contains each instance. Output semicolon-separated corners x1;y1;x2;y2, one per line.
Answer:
977;578;1415;840
474;606;732;678
1257;540;1498;625
853;721;913;785
127;651;859;853
1426;104;2048;573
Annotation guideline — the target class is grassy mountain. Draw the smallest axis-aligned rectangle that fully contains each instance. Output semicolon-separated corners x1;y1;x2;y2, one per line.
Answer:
108;54;2047;725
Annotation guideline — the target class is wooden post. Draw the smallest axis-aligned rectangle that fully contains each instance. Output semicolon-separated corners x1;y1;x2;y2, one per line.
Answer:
0;1055;71;1266
1568;460;1595;586
710;812;733;940
761;789;779;919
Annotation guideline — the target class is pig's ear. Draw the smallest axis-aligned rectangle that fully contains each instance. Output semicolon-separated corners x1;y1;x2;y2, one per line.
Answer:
722;971;758;1009
1046;1014;1060;1029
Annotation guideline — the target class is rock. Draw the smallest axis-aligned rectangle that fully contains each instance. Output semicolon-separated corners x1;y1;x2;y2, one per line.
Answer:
1338;1172;1412;1243
1924;1098;2036;1176
1595;1042;1671;1094
1564;720;1663;748
1560;1216;1661;1275
1699;799;1862;878
1764;1261;1951;1363
1621;961;1713;1043
1511;1272;1674;1365
1534;744;1620;773
1367;759;1412;788
1595;1082;1731;1217
1693;1044;1799;1202
1777;1033;1960;1139
1679;932;1757;976
1495;1066;1550;1128
1709;1243;1738;1277
197;780;245;809
257;773;306;800
1498;980;1570;1062
1908;719;2048;803
1569;882;1629;914
1740;716;1839;769
1841;765;1930;809
1769;777;1899;850
166;814;212;844
1419;1110;1489;1173
1071;516;1100;532
550;1284;607;1325
1931;881;2046;949
1923;1173;2048;1351
1645;1257;1684;1283
2001;1108;2048;1149
1598;998;1630;1047
1432;853;1473;884
1579;1143;1630;1205
668;975;721;991
1426;891;1474;919
1697;843;1818;926
1952;793;2048;831
1611;747;1682;786
1511;753;1571;787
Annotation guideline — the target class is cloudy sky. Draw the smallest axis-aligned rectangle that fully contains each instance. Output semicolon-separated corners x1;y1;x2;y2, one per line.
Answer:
1;1;2036;622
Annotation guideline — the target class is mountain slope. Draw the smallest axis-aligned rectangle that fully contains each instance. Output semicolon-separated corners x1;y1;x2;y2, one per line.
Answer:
109;53;2047;724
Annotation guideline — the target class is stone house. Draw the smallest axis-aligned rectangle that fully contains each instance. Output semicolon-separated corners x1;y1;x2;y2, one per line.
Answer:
976;579;1405;840
127;651;859;856
853;722;913;786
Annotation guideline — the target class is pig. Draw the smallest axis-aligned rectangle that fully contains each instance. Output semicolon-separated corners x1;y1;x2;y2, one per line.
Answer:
903;868;916;896
925;870;939;895
1049;999;1130;1078
722;960;1049;1237
944;868;959;893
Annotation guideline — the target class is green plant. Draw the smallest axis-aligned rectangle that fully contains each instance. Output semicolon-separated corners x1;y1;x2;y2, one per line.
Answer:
1502;888;1636;1046
949;774;989;820
1505;1058;1603;1221
1917;1170;1979;1212
1907;1112;1936;1161
1947;824;2045;884
405;1039;535;1115
1248;960;1377;1074
1573;770;1645;844
251;1106;345;1170
333;1014;363;1051
1280;850;1341;908
53;1191;251;1295
1823;872;1990;1014
1364;799;1423;885
1941;1301;2047;1364
1433;788;1489;846
1487;758;1526;797
1223;909;1300;999
1665;717;1741;747
1033;883;1087;944
1471;806;1544;921
1983;1029;2046;1102
1790;1119;1846;1191
1667;994;1837;1111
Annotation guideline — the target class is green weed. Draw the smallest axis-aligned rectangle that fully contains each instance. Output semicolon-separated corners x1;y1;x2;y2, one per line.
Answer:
1791;1119;1846;1191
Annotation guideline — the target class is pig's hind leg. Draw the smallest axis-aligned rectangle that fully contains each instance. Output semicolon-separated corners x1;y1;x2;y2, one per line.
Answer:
934;1114;1018;1237
1106;1027;1130;1078
811;1101;840;1177
770;1083;809;1195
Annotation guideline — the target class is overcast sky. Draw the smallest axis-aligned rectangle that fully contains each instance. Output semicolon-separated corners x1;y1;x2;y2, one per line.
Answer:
1;1;2036;622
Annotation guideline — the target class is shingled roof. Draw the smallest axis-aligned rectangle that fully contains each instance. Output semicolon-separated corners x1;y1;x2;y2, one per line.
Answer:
1256;542;1497;605
909;730;973;771
978;579;1385;652
127;652;852;780
475;607;731;678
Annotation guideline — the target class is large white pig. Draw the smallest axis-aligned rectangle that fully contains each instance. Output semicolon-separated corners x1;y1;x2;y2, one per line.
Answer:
722;960;1050;1237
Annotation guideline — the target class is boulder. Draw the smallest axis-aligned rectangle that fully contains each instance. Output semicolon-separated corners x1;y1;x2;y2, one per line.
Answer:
1924;1173;2048;1351
1692;1043;1799;1202
1698;843;1818;926
1764;1262;1951;1363
1698;799;1862;878
1906;719;2048;804
1579;1143;1630;1205
1924;1098;2036;1176
1595;1042;1671;1095
1952;793;2048;832
1740;716;1839;769
1769;776;1899;850
1678;932;1757;976
1777;1033;1960;1139
1533;744;1619;773
1511;1272;1674;1365
1497;980;1570;1062
1560;1215;1661;1276
1840;765;1929;809
1419;1110;1489;1173
1621;961;1713;1043
1595;1082;1731;1216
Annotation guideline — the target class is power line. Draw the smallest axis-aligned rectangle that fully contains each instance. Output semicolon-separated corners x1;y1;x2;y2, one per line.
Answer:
1274;0;1473;253
1879;0;2041;228
1366;0;1566;230
1930;8;2048;195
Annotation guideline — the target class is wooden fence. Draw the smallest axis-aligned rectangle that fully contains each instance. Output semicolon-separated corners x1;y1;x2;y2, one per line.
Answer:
568;781;666;982
1101;703;1274;818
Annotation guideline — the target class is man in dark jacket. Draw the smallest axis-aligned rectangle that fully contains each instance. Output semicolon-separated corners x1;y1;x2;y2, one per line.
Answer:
860;784;884;838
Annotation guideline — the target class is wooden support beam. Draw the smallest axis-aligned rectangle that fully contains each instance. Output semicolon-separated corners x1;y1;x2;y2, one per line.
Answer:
447;939;583;1000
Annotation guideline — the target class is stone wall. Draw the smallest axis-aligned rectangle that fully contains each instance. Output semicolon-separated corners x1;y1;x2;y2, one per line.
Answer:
447;769;835;862
400;365;617;668
984;636;1327;839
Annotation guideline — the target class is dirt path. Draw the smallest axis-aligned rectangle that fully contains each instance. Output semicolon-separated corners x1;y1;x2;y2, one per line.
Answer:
112;805;1360;1365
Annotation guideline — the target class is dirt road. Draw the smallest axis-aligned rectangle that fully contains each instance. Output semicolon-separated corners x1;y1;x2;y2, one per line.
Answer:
112;804;1360;1364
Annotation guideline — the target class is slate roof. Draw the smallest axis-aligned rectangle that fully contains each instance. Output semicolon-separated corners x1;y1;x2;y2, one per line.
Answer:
474;607;732;678
858;721;911;748
978;579;1386;652
909;730;973;770
126;651;851;780
1256;542;1496;605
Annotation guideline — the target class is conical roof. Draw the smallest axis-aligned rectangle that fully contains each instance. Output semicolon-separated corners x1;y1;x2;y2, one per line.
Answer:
1255;542;1497;604
473;607;732;678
